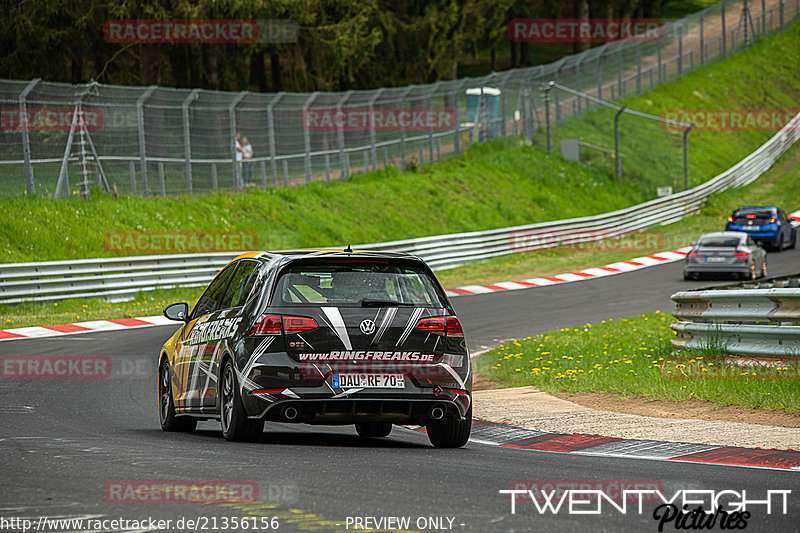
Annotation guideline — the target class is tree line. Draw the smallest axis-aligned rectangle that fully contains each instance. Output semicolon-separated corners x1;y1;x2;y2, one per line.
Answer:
1;0;677;93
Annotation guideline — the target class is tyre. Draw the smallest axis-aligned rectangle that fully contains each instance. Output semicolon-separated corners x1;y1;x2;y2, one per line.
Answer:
683;272;691;281
220;359;264;442
761;259;768;278
749;261;756;280
427;406;472;448
159;359;197;433
355;422;393;438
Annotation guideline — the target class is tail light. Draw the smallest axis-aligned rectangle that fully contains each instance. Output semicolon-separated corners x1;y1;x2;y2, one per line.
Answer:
734;252;749;257
745;214;757;219
249;314;318;336
249;314;282;336
727;215;733;223
687;252;698;257
415;316;464;338
282;316;318;334
769;217;777;224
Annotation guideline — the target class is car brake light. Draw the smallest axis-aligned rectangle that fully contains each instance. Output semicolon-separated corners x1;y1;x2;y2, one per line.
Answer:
249;314;282;336
415;316;463;337
734;252;749;257
687;252;698;257
727;215;733;223
282;315;318;334
745;214;757;219
446;316;464;338
448;388;469;395
251;388;283;395
769;217;776;224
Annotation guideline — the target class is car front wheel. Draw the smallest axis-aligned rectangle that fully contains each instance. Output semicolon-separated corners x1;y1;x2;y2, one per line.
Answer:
159;359;197;433
220;359;264;442
427;406;472;448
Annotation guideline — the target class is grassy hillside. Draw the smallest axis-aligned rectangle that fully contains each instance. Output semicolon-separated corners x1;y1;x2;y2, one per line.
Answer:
1;19;799;267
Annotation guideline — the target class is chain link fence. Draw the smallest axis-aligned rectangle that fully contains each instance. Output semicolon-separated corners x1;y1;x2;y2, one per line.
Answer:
0;0;796;198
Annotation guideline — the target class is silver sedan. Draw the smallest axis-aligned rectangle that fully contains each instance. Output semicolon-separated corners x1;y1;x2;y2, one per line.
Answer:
683;231;767;280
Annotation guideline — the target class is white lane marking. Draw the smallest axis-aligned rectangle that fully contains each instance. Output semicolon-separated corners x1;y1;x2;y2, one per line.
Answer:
321;307;352;350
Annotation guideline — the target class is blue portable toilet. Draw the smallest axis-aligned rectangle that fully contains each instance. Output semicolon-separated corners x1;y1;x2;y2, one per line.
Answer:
465;87;501;140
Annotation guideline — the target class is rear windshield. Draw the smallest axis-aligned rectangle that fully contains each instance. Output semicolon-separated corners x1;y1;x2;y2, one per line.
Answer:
272;262;446;307
698;237;741;247
732;210;772;224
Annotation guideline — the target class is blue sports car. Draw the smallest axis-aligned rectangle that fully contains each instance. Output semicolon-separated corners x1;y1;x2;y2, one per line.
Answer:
725;206;796;251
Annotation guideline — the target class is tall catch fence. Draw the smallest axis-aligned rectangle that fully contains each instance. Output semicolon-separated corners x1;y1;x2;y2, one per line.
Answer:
0;0;796;198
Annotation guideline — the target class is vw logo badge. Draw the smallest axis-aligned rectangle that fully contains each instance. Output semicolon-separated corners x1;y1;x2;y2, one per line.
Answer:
360;319;376;335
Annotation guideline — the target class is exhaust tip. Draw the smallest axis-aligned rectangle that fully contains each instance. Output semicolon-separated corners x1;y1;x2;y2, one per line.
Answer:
283;405;299;421
430;405;445;420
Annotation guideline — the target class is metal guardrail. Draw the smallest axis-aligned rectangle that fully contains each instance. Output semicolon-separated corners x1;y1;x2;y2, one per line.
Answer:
2;110;800;305
671;280;800;358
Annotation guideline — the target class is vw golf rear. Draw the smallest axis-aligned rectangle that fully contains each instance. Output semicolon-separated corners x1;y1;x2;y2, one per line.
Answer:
158;250;472;448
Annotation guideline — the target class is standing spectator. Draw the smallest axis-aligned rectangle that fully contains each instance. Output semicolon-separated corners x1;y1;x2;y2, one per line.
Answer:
234;133;243;184
241;137;254;185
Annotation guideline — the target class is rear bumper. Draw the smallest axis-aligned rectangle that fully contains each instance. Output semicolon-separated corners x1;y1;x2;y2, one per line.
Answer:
250;396;470;425
684;263;750;274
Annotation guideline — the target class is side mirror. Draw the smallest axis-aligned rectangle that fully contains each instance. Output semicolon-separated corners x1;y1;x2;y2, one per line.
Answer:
164;302;189;322
691;241;698;246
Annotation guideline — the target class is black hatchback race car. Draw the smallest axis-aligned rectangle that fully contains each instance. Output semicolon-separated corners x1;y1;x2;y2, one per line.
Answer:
158;250;472;448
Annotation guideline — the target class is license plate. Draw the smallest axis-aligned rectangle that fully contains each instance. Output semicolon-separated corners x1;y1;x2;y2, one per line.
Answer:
332;373;405;389
706;257;726;262
745;225;760;231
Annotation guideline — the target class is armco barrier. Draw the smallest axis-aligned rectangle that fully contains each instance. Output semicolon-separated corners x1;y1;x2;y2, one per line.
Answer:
2;111;800;305
671;283;800;358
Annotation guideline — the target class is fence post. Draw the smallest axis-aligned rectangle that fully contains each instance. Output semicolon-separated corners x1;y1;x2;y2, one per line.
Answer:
211;162;218;190
636;42;642;95
500;73;510;137
574;60;582;114
267;92;284;187
158;162;165;196
398;86;413;168
657;35;663;84
762;0;766;35
452;81;462;154
228;91;247;190
368;88;385;170
614;106;626;180
700;13;705;64
129;161;136;195
616;48;623;97
260;160;267;187
136;86;156;196
596;51;603;100
19;78;39;196
677;23;683;75
302;92;320;183
335;91;353;179
325;154;331;181
721;1;727;58
283;159;289;186
684;125;692;191
427;82;440;160
181;89;200;194
544;82;553;152
780;0;784;29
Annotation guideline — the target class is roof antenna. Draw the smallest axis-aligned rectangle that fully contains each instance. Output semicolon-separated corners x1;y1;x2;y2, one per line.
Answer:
344;244;352;253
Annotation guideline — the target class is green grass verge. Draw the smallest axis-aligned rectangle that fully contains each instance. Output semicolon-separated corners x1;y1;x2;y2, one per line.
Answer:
475;311;800;412
435;139;800;287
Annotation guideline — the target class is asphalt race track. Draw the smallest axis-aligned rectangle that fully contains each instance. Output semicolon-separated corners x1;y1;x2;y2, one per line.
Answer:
1;247;799;532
